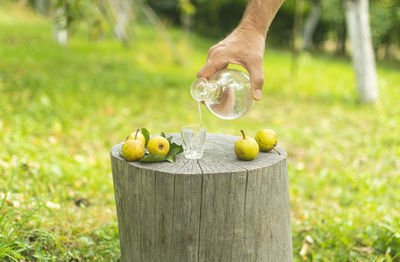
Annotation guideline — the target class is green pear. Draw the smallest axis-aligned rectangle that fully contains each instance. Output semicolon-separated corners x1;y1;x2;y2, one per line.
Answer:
255;129;280;154
122;129;145;161
234;130;259;161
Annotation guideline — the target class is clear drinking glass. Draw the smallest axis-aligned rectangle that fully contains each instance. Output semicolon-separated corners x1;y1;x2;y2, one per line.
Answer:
181;125;207;159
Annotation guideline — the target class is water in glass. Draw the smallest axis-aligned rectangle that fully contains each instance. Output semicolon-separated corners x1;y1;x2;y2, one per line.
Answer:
181;125;206;159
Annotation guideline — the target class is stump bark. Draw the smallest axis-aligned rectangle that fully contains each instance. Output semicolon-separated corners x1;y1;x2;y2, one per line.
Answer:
110;133;293;262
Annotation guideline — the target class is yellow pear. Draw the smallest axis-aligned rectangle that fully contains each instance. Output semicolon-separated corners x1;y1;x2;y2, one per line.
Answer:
122;130;145;161
127;130;146;145
234;130;259;161
148;136;170;156
255;129;280;154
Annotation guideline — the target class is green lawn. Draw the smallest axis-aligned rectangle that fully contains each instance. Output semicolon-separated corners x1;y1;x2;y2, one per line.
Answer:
1;4;400;261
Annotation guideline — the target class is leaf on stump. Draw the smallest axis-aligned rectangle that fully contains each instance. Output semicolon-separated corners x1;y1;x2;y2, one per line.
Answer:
140;154;166;163
141;128;150;146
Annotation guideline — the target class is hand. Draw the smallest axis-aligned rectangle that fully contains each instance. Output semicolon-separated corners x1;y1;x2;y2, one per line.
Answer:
197;28;266;100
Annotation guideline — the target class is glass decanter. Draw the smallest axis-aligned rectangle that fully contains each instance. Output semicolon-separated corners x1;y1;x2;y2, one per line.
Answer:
191;69;255;120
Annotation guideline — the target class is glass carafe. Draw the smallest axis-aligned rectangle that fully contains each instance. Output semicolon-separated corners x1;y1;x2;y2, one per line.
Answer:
191;69;255;120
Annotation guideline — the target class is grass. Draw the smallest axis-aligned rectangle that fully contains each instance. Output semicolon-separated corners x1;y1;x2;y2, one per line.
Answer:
1;3;400;261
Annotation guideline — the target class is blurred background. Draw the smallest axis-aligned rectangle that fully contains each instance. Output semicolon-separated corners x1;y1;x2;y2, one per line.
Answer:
0;0;399;261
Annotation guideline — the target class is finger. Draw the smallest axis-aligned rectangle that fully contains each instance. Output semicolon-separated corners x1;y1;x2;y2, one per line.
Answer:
246;61;264;100
197;59;227;79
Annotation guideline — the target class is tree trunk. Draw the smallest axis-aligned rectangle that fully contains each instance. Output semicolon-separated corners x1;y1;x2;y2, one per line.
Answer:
108;0;133;46
110;133;293;262
35;0;47;14
302;0;321;51
345;0;378;103
54;3;68;47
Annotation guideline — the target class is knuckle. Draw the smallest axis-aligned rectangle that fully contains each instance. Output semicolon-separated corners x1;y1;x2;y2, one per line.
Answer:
247;51;263;62
253;76;264;87
253;53;264;63
209;44;225;56
208;45;218;55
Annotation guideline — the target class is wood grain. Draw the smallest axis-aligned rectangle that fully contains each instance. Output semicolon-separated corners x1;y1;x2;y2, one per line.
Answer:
111;133;293;262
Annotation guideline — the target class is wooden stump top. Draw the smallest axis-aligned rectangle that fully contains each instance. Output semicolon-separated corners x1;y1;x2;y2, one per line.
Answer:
111;133;287;175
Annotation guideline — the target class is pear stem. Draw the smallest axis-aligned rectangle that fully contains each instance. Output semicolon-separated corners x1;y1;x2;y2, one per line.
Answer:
273;146;281;155
124;135;130;142
240;130;246;139
134;129;140;140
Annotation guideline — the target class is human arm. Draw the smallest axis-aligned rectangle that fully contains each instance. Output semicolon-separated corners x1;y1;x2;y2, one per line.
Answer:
197;0;285;100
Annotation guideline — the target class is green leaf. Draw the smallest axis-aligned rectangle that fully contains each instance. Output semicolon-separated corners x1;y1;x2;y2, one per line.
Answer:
166;155;175;163
166;148;179;162
165;143;184;162
141;128;150;146
140;154;167;162
160;132;166;138
170;142;184;154
139;136;184;163
165;133;173;144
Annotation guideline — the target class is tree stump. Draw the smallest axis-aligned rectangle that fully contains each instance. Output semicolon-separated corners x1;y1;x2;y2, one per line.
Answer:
110;133;293;262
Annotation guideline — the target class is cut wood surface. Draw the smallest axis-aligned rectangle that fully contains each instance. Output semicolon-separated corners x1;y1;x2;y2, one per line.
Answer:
111;133;293;262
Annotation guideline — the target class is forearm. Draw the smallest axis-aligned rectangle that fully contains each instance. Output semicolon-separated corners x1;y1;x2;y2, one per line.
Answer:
237;0;285;38
197;0;284;100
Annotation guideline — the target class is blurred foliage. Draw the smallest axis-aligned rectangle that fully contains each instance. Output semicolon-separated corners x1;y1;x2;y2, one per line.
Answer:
1;3;400;260
11;0;400;59
369;0;400;58
53;0;107;38
146;0;400;58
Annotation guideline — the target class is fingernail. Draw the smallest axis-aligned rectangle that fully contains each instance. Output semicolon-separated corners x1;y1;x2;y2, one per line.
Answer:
254;89;262;100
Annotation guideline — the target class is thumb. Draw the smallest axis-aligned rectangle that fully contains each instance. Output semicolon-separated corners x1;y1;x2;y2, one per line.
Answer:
247;62;264;100
197;59;227;79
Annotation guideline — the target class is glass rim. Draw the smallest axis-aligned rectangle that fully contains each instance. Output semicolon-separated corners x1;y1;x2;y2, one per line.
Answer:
181;125;206;131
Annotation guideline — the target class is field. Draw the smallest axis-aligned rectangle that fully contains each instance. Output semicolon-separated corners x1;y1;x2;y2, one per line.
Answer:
1;4;400;261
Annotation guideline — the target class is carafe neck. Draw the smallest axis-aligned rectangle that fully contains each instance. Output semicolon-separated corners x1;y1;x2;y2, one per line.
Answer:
191;78;219;101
